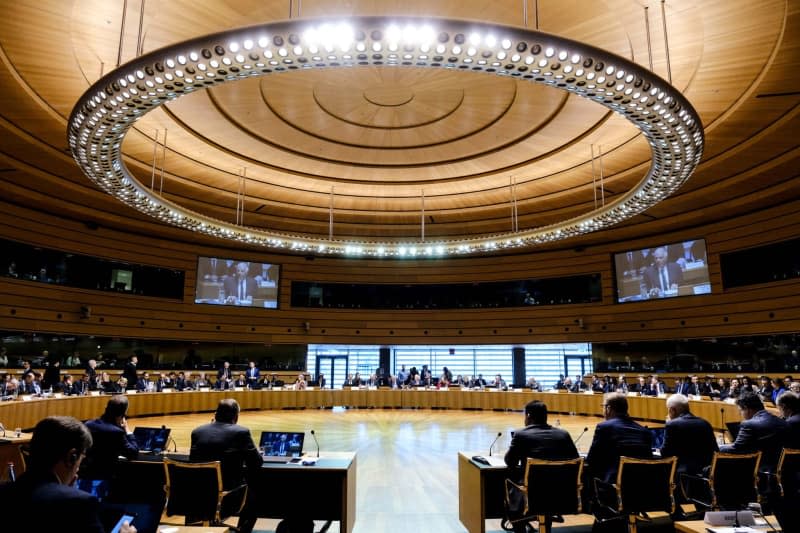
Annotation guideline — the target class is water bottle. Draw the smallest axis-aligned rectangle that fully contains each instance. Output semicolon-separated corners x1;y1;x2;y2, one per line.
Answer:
7;462;16;482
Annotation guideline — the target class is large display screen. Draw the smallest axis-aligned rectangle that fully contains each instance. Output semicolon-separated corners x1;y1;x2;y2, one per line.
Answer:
613;239;711;303
195;257;279;308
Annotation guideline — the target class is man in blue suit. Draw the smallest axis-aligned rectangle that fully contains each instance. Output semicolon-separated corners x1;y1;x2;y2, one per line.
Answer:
81;396;139;495
660;394;718;475
721;392;788;473
586;393;652;484
0;416;136;533
245;361;260;389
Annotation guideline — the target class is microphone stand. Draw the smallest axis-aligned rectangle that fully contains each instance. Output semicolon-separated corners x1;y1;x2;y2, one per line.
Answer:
574;427;589;447
719;407;726;444
310;429;320;458
489;432;502;457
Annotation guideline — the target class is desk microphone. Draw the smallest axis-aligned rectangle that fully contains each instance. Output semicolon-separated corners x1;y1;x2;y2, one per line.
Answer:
310;429;320;458
574;427;589;446
719;407;726;444
489;432;502;456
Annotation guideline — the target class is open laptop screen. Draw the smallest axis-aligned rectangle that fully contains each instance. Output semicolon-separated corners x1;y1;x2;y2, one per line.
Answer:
132;426;170;452
259;431;305;457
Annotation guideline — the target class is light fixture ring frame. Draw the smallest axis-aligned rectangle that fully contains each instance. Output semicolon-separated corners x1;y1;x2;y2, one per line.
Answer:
68;16;704;258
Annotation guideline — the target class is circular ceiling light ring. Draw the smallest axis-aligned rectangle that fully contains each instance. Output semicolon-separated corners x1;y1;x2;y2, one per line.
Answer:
69;16;703;259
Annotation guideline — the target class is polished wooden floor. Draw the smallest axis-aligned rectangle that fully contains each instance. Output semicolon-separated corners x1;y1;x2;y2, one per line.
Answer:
142;407;601;533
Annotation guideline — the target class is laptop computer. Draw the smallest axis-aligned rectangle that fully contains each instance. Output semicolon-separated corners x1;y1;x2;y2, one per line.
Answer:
259;431;305;463
132;426;171;453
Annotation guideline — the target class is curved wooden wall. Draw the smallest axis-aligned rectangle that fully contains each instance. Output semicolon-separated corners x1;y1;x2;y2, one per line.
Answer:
0;198;798;346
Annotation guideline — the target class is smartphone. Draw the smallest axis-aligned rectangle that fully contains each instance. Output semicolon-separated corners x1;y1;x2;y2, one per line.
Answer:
110;514;136;533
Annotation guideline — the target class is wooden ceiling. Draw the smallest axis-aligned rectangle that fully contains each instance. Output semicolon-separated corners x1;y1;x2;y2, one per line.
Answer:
0;0;798;253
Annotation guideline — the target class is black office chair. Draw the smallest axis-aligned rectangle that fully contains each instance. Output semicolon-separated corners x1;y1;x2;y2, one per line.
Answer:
680;451;761;511
107;457;166;506
774;448;800;533
594;456;677;533
163;458;247;529
503;457;584;533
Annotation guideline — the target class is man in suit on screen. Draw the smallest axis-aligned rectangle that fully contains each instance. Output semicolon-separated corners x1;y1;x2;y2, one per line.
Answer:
643;246;684;298
222;261;258;305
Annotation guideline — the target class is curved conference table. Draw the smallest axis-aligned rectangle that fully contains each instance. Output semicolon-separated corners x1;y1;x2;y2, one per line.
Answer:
0;388;742;431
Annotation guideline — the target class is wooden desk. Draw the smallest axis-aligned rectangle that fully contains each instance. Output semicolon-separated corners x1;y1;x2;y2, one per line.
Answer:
0;432;31;482
674;516;780;532
0;390;743;431
458;452;508;533
250;451;356;533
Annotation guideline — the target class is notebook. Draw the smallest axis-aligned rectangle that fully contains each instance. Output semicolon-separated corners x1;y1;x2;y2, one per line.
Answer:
259;431;305;463
132;426;171;453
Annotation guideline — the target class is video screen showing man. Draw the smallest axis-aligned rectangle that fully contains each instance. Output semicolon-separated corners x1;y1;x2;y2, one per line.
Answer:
195;257;279;307
614;239;711;302
643;246;683;298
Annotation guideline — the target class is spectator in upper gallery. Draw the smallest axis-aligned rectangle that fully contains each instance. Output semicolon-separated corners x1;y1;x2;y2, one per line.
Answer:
0;346;7;367
0;415;136;533
721;392;788;473
777;391;800;449
660;394;718;475
643;246;684;298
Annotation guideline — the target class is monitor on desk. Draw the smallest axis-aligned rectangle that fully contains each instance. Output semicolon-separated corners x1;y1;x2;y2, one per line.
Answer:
613;239;711;303
132;426;170;453
649;427;666;450
259;431;305;459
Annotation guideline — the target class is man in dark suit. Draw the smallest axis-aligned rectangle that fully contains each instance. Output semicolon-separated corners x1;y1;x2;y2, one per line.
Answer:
504;400;578;533
720;392;788;473
505;400;579;476
586;393;653;484
122;355;139;390
245;361;260;389
660;394;718;475
643;246;684;298
81;396;139;494
216;361;233;390
190;399;262;533
777;391;800;449
222;261;258;305
0;415;136;533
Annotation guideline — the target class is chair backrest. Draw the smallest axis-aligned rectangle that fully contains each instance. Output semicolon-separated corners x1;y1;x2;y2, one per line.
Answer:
163;458;223;522
108;458;167;505
777;448;800;497
617;456;677;515
524;457;584;516
709;451;761;510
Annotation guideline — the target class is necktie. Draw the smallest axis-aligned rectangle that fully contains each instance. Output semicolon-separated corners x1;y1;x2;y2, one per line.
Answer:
660;267;668;291
240;280;245;301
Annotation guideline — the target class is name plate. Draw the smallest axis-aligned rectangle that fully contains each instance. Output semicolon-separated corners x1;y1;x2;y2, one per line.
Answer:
162;388;174;393
90;390;100;396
